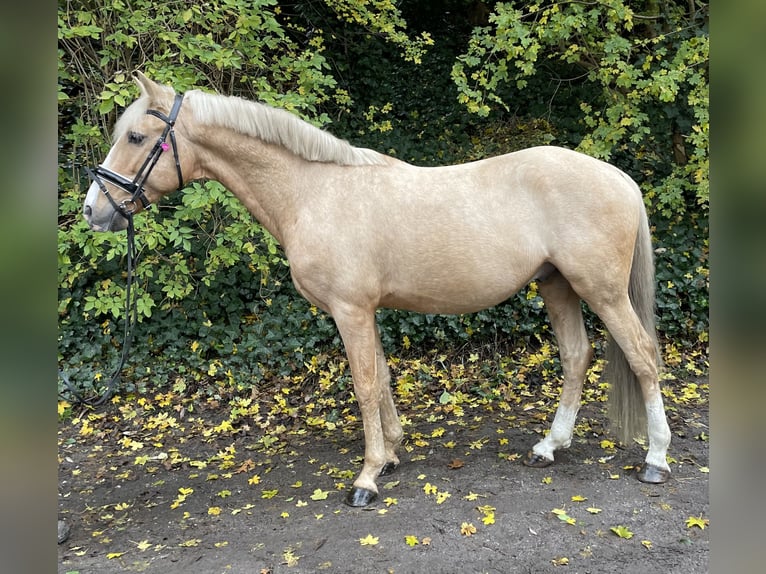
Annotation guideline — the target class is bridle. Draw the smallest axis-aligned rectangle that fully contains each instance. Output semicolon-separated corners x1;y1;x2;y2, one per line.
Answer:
61;92;186;406
86;92;185;218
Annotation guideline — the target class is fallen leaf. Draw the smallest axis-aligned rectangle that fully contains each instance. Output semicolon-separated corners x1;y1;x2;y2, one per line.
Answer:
208;506;222;516
611;525;634;539
423;482;437;495
136;540;151;551
461;522;477;536
310;488;330;501
586;507;602;514
685;515;709;530
552;557;569;566
106;552;125;559
571;495;587;502
359;534;379;546
404;535;419;547
641;539;653;550
436;491;451;504
542;476;552;484
448;459;464;469
383;497;398;507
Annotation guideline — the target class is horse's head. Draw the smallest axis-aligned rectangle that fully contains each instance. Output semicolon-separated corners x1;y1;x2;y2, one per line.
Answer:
83;72;192;231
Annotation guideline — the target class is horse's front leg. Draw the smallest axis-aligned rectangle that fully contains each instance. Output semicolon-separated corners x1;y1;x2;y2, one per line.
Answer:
333;306;389;506
375;328;403;476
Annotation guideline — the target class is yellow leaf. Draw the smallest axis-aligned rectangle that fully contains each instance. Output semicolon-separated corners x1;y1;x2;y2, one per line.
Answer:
571;495;587;502
261;489;279;499
106;552;125;559
136;540;151;551
296;500;308;507
461;522;477;536
384;497;398;507
423;482;437;495
464;492;480;501
482;513;495;525
310;488;330;501
359;534;379;546
685;515;709;529
179;539;201;547
405;535;419;547
248;474;261;485
281;512;289;518
542;476;552;484
114;502;131;511
611;525;634;539
436;491;451;504
641;539;653;550
552;557;569;566
291;480;303;488
586;507;602;514
208;506;222;516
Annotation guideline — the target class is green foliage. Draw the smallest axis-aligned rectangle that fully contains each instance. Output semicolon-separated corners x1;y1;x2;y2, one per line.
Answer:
58;0;708;399
452;1;709;216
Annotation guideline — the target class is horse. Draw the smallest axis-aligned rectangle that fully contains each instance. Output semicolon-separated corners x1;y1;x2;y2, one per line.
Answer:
83;72;672;506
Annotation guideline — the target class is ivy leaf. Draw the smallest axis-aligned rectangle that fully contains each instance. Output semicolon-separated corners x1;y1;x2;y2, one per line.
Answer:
359;534;379;546
611;525;634;539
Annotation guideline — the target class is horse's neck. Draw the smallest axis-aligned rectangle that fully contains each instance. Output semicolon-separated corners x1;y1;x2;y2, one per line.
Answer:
191;126;306;245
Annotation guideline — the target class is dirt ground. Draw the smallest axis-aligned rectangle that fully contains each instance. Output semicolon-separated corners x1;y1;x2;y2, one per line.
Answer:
58;379;708;574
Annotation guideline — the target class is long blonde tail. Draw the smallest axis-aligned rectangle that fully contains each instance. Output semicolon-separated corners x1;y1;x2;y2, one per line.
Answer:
606;200;661;443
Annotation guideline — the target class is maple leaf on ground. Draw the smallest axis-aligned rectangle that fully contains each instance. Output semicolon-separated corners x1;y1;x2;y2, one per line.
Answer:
686;515;709;529
359;534;379;546
404;535;419;547
461;522;477;536
310;488;330;500
611;525;634;539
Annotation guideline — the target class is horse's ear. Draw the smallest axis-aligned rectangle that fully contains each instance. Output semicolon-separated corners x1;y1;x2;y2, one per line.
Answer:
133;71;164;100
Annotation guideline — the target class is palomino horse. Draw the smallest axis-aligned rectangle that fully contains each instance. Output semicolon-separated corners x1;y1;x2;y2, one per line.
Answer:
84;72;672;506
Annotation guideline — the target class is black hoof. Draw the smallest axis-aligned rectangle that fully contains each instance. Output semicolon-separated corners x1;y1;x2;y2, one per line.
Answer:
379;462;398;477
523;451;554;468
345;486;378;507
636;463;671;484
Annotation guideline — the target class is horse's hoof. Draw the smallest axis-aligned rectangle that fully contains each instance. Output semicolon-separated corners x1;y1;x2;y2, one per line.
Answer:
379;462;398;477
345;486;378;507
636;463;671;484
523;451;553;468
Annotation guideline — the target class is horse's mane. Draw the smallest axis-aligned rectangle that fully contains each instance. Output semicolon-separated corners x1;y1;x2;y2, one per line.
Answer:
186;90;388;167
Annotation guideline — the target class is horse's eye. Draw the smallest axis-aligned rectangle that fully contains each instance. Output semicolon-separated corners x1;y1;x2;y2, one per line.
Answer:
127;131;145;145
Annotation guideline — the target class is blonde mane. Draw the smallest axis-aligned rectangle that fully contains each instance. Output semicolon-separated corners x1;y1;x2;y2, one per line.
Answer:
185;90;388;167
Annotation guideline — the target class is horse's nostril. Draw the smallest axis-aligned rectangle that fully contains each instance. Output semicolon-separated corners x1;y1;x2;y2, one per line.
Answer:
84;205;92;217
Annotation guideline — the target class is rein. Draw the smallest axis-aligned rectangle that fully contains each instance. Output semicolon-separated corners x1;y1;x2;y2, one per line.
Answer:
60;93;185;406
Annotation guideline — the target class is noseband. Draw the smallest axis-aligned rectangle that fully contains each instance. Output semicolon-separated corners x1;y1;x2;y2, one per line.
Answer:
86;92;185;218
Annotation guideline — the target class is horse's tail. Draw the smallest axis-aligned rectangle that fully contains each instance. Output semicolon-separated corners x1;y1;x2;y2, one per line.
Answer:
606;196;661;443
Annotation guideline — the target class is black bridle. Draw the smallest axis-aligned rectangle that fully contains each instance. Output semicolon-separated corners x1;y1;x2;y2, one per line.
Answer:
86;92;185;218
60;93;186;406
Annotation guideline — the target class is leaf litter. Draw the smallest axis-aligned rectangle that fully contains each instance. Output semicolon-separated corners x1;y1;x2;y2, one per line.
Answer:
59;349;708;572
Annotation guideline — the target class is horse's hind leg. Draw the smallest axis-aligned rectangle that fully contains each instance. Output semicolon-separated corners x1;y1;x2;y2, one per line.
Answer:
524;271;593;467
590;295;671;482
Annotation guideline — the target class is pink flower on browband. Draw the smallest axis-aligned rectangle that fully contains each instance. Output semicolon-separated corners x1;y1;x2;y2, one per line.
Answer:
161;142;170;151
